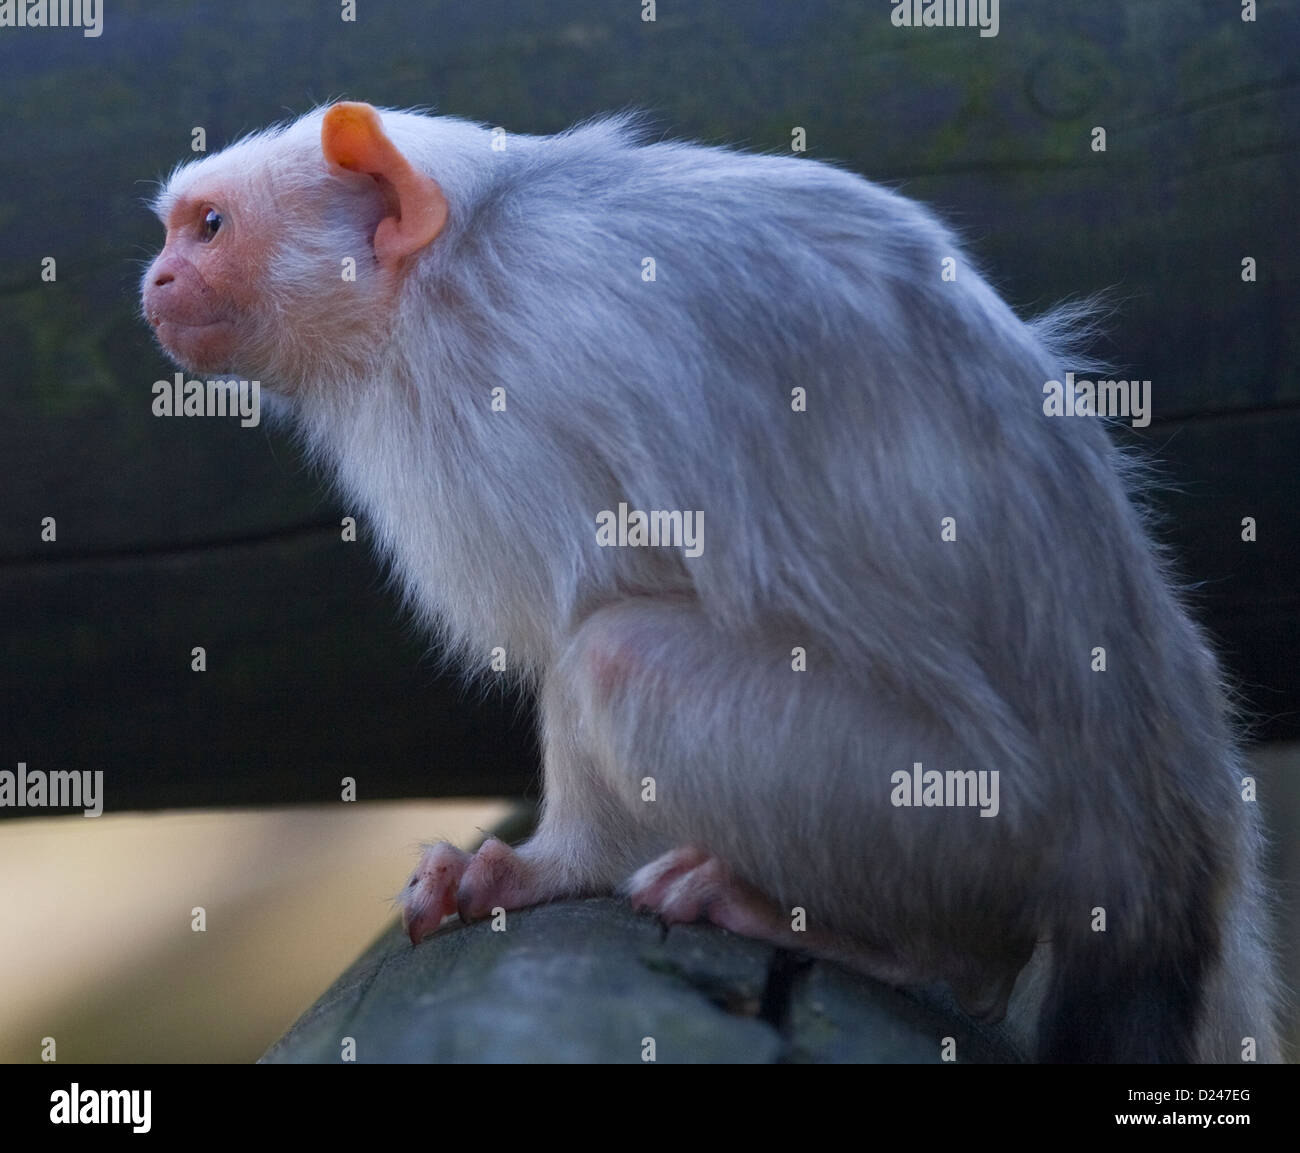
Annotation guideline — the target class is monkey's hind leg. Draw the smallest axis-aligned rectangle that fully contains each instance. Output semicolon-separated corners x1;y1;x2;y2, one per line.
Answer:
557;598;1030;1016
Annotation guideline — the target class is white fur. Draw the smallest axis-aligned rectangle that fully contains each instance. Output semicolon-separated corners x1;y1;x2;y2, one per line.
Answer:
152;107;1280;1062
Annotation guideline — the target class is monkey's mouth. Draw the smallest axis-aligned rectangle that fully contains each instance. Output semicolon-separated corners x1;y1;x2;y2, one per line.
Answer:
147;313;238;374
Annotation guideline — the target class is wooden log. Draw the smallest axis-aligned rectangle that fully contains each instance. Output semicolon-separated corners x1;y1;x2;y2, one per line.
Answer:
262;898;1024;1064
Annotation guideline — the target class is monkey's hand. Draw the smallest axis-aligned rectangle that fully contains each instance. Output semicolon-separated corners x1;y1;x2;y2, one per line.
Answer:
400;837;557;944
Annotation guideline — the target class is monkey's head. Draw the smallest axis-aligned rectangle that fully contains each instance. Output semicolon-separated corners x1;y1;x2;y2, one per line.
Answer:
142;102;449;393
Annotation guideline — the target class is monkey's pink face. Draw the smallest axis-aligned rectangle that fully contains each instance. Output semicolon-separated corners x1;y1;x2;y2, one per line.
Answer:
142;189;265;375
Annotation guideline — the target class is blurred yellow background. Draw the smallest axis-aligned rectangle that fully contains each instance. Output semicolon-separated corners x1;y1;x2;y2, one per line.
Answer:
0;799;513;1063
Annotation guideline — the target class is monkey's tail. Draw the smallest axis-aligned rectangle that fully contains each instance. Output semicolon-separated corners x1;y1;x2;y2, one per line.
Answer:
1036;902;1212;1063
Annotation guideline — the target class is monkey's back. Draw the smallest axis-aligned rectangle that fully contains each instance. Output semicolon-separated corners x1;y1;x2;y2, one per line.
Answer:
304;112;1275;1059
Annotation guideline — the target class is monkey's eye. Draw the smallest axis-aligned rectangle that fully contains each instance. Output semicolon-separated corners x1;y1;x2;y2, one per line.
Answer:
201;208;223;240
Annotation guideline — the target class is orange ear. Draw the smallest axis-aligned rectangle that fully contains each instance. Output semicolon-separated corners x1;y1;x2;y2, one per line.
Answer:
322;102;449;265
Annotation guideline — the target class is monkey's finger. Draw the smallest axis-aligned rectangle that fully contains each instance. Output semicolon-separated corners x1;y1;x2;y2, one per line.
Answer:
400;842;471;944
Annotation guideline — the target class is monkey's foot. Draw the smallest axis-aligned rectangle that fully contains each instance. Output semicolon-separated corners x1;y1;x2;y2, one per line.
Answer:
623;846;793;941
401;837;551;944
623;847;915;989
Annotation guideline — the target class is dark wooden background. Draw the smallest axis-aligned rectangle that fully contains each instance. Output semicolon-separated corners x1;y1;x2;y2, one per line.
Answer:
2;0;1297;814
